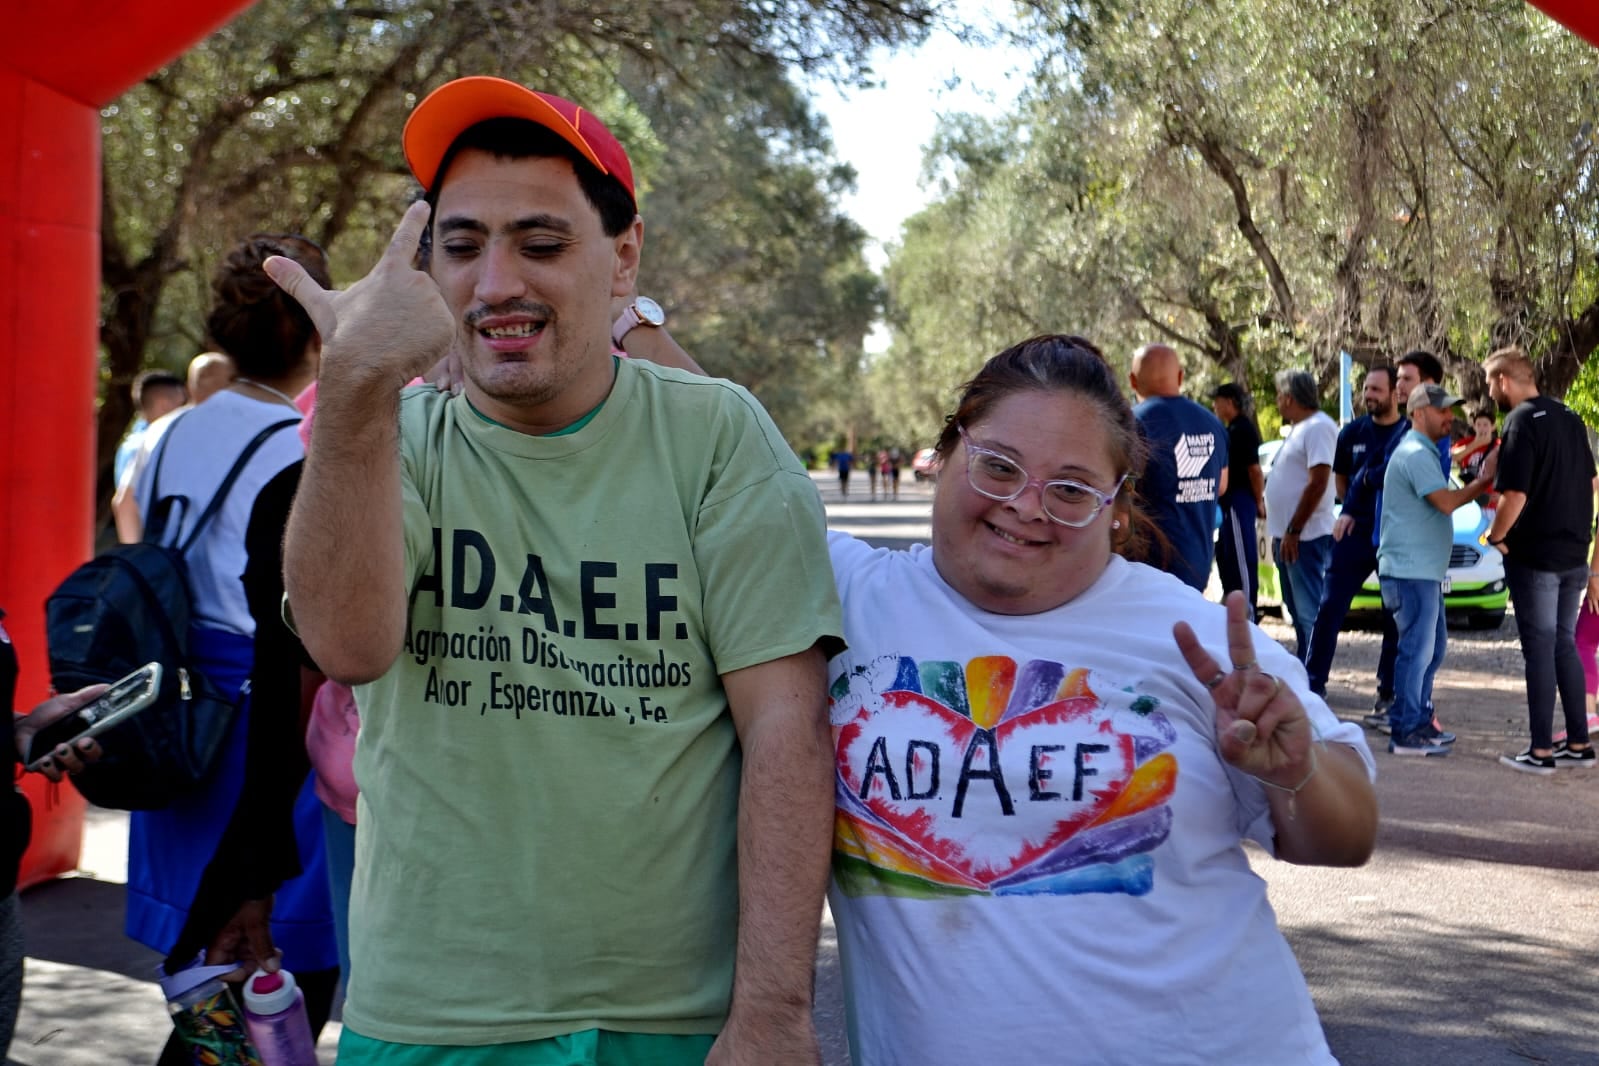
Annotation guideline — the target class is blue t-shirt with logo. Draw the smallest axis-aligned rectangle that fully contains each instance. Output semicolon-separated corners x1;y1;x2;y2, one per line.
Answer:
1134;395;1229;590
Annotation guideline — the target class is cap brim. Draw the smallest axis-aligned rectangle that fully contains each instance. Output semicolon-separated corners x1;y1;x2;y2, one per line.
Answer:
403;77;608;191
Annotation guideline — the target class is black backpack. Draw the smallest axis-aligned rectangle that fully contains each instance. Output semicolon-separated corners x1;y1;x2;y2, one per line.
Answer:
44;413;299;810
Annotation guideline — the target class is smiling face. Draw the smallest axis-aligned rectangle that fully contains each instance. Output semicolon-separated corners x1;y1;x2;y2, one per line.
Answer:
429;149;640;432
931;389;1124;615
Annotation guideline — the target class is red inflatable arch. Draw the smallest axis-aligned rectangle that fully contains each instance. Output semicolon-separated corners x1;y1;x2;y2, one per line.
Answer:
2;0;255;887
0;0;1594;887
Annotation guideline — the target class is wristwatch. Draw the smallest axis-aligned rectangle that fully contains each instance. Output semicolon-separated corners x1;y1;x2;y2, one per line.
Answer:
612;296;666;347
1285;524;1302;535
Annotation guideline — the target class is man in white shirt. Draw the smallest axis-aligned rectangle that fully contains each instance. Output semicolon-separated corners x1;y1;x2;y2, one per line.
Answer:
1265;369;1338;659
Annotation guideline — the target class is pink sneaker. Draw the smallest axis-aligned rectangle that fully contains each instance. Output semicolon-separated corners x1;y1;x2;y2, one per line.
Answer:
1552;715;1599;744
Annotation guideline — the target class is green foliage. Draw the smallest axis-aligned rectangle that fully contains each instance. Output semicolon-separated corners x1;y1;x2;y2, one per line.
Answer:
95;0;935;503
867;0;1599;446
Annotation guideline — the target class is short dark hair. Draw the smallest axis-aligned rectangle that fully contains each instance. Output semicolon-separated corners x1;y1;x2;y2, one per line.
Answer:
1365;365;1397;392
1397;349;1443;384
132;369;184;410
419;117;636;268
1210;382;1249;405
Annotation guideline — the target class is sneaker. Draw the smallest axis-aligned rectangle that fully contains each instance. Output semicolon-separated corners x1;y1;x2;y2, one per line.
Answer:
1499;749;1557;775
1552;741;1597;769
1389;733;1451;757
1417;724;1456;745
1362;711;1393;734
1372;694;1392;715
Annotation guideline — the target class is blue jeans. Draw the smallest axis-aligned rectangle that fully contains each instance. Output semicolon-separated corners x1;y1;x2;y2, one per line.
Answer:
1504;561;1590;751
322;803;356;994
1304;524;1398;697
1380;577;1447;739
1274;533;1333;659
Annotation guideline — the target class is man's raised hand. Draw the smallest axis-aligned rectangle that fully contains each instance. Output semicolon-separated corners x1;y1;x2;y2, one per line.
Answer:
263;200;454;389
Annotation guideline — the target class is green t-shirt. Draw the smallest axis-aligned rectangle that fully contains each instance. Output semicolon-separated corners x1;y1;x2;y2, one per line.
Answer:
344;361;844;1045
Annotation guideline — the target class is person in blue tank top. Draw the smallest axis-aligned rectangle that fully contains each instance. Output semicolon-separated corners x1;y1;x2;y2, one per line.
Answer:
1130;344;1229;592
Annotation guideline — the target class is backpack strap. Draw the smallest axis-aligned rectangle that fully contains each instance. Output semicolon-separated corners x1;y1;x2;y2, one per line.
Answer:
142;411;193;547
174;418;302;556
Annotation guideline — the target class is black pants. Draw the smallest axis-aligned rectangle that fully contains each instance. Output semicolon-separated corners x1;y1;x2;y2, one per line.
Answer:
1303;523;1397;698
1215;499;1259;619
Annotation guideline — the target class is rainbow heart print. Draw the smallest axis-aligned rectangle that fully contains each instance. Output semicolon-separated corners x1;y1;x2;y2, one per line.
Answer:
831;654;1177;898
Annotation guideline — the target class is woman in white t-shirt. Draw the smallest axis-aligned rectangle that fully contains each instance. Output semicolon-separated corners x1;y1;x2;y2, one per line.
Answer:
826;335;1378;1065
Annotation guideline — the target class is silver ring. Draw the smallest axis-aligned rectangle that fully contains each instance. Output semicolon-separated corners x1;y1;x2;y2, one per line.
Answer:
1232;659;1259;672
1266;673;1282;699
1205;672;1226;691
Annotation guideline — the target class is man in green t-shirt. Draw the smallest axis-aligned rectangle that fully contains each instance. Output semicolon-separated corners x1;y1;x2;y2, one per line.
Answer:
268;77;845;1064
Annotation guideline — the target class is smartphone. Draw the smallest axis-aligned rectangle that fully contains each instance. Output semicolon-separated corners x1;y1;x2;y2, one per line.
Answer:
25;662;162;772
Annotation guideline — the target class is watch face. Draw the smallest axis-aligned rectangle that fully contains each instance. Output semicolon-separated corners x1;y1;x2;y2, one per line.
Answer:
634;296;666;326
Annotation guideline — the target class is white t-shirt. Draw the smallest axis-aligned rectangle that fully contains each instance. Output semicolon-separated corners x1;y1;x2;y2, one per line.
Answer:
117;405;183;500
825;535;1373;1065
1265;411;1338;539
133;390;304;636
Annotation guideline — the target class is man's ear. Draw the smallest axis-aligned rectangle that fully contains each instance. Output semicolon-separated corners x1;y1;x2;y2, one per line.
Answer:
612;216;644;297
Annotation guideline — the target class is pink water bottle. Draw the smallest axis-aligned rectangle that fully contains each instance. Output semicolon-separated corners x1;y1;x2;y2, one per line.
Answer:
242;967;319;1066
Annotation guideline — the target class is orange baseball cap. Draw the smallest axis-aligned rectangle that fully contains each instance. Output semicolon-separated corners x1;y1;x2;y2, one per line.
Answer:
402;76;636;207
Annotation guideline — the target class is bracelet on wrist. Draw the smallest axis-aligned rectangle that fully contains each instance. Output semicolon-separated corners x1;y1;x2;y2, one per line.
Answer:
1248;743;1321;820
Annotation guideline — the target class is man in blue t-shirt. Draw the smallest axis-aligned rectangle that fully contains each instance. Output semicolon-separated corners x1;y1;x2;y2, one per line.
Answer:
1303;366;1404;704
1329;351;1452;730
1378;385;1498;755
1130;344;1228;591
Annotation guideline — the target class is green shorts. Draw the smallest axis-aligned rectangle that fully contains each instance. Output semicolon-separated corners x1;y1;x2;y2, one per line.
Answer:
336;1026;717;1066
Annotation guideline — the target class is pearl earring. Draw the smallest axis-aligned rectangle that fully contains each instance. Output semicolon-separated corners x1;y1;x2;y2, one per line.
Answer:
1112;520;1121;529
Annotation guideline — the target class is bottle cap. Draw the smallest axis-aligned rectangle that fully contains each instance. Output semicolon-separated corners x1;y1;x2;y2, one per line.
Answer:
243;967;299;1015
158;957;242;1002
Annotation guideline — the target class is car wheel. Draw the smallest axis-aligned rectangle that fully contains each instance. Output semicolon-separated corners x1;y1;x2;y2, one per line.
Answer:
1467;610;1506;630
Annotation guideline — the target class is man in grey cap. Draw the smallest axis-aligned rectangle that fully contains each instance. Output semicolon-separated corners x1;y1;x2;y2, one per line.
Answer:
1377;384;1499;755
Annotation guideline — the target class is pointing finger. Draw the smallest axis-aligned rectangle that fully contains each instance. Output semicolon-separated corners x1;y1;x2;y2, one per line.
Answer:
1221;591;1255;670
383;199;434;269
1173;619;1223;689
263;255;335;340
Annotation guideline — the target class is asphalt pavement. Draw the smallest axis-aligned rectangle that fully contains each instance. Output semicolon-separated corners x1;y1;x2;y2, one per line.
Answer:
9;472;1597;1065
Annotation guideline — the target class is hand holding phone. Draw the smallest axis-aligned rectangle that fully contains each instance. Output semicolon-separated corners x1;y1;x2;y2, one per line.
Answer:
22;663;162;774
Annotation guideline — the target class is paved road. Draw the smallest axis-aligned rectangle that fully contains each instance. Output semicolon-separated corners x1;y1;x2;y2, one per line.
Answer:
10;472;1597;1064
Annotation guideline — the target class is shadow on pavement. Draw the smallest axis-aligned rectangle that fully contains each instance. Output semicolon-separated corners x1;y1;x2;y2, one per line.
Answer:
19;877;159;982
1302;917;1593;1065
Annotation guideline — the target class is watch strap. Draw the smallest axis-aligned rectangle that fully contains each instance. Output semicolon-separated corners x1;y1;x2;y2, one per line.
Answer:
611;305;643;348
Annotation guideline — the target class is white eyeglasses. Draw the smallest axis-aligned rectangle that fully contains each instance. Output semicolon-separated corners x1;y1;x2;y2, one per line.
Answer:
957;425;1126;528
